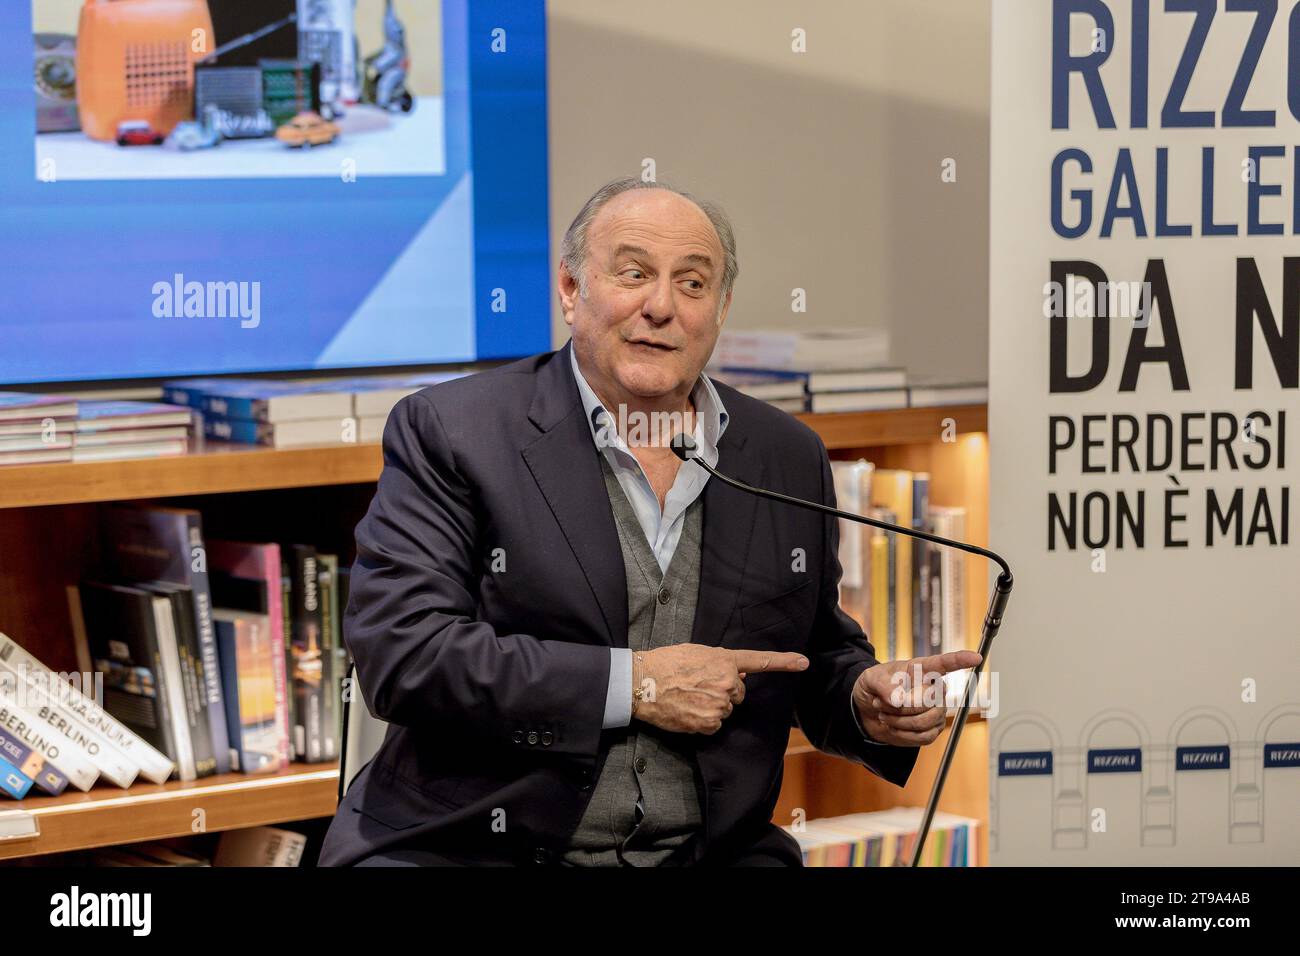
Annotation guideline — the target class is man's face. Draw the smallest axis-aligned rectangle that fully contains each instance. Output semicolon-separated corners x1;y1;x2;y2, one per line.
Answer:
560;188;731;403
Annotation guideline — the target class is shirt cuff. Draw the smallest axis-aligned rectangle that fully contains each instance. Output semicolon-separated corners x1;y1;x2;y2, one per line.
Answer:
602;647;633;729
851;692;888;745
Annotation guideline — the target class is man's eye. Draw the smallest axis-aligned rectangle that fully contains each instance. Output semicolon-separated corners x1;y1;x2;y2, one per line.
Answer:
621;269;645;280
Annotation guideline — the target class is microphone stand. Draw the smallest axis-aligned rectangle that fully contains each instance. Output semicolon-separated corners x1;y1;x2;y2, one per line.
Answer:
671;435;1012;867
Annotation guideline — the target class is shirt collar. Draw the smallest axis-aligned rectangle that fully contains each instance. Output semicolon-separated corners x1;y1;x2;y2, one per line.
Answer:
568;341;729;459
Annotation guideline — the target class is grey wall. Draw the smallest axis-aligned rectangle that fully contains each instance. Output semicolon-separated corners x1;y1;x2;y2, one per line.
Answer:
545;0;992;382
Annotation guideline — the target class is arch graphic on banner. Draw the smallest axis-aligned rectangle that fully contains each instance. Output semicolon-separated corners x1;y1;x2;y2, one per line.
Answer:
989;712;1066;853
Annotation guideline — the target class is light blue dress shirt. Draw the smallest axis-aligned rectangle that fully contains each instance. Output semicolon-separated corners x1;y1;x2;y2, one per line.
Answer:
569;346;727;729
570;346;883;745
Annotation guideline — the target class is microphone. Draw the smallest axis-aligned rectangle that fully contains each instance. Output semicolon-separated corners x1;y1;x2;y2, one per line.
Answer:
671;431;1013;867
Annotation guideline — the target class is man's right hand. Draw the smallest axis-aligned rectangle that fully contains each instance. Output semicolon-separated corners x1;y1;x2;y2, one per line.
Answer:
631;645;809;734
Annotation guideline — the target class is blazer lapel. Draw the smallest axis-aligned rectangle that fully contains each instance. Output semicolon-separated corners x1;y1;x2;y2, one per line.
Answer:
521;343;629;649
691;425;762;648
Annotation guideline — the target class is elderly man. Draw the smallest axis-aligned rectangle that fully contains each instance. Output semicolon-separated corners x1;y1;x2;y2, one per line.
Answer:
319;178;980;867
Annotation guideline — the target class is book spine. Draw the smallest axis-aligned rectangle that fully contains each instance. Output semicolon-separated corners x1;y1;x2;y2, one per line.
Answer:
152;599;195;781
264;552;290;769
912;475;929;659
0;697;99;791
869;534;889;662
318;557;338;761
187;515;231;774
0;755;33;799
290;547;325;763
928;545;943;654
0;727;67;795
173;595;216;778
202;395;266;422
203;417;266;445
0;630;174;784
280;560;298;762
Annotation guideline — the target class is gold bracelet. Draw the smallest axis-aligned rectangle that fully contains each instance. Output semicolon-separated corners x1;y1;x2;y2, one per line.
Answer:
631;653;646;716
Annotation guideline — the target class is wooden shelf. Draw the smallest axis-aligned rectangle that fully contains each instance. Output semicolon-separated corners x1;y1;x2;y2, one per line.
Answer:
0;405;986;509
796;404;986;450
0;764;339;860
0;442;383;510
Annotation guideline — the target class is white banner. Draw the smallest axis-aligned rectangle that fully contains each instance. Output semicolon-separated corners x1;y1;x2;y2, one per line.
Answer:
990;0;1300;864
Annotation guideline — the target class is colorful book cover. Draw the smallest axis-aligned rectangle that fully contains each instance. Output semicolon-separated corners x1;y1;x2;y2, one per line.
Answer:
208;541;290;768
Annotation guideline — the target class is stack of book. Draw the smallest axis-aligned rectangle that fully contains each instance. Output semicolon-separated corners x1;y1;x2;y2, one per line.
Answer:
708;328;908;413
163;372;464;448
831;462;968;665
784;808;981;866
707;328;988;414
1;393;197;466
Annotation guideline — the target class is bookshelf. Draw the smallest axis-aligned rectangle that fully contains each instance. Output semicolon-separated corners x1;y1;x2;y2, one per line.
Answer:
0;404;989;863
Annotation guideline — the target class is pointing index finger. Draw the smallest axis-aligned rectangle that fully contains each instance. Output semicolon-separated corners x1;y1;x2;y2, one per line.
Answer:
730;650;809;674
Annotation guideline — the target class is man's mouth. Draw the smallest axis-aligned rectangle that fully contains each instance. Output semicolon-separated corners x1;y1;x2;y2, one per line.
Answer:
628;339;675;352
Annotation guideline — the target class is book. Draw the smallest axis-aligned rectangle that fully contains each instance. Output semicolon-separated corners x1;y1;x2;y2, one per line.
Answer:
870;472;914;660
199;381;353;424
78;581;192;781
0;755;33;799
135;583;217;778
72;427;190;446
100;506;231;775
907;379;988;408
706;369;808;402
286;545;325;762
208;541;291;769
70;438;187;462
830;459;874;628
712;328;891;372
213;825;307;867
75;401;193;431
213;611;282;774
0;724;68;795
808;389;909;413
0;447;73;465
161;378;236;408
912;473;932;656
869;530;891;662
931;507;968;654
318;554;341;761
204;415;351;448
0;392;78;421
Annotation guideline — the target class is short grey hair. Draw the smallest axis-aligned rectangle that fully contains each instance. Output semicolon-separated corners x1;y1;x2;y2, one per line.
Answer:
559;177;739;307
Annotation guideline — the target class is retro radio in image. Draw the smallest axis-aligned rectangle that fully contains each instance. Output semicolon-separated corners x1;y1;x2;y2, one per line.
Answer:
75;0;216;142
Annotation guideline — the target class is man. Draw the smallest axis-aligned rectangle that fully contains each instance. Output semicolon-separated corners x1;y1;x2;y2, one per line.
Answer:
319;178;980;867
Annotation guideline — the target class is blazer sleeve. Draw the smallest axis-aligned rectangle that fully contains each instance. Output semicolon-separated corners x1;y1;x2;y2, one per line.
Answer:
792;433;921;788
345;392;610;760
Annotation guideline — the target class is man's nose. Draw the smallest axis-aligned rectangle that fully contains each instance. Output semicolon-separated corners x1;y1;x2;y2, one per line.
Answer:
641;276;676;323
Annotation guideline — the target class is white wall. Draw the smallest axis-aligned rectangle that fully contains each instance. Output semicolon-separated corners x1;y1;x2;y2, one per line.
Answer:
546;0;992;381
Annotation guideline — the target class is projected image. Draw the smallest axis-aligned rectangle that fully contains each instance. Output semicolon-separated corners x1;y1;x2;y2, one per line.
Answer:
33;0;444;180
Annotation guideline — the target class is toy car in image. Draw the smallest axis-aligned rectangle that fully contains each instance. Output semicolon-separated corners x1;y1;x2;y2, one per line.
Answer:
166;114;221;151
115;120;163;146
275;111;339;148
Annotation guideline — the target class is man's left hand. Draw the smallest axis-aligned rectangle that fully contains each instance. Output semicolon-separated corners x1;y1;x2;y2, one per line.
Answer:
851;651;982;746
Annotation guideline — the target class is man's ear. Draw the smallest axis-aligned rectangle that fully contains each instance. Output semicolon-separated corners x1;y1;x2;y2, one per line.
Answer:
558;261;580;326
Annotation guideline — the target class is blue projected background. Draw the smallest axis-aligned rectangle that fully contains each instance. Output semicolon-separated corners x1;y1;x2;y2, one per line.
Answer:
0;0;550;384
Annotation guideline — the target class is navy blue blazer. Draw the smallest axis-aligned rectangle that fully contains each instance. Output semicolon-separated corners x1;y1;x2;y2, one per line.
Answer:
318;341;919;866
